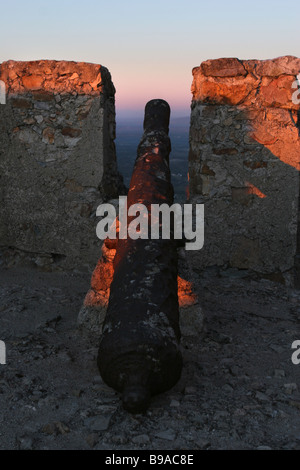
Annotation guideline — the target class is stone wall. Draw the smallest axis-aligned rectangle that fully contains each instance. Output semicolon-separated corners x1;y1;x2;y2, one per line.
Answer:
0;60;125;271
189;56;300;283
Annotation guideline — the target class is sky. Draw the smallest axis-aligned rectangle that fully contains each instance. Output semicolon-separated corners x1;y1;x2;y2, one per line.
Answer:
0;0;299;118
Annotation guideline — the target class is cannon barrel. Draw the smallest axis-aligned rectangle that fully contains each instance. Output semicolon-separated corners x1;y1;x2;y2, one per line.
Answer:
97;99;182;414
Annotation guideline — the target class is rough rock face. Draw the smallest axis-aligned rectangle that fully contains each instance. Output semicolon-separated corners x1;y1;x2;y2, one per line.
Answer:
189;56;300;283
0;60;125;270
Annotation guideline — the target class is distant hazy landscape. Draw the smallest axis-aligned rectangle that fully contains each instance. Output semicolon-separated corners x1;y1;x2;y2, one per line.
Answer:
115;116;190;202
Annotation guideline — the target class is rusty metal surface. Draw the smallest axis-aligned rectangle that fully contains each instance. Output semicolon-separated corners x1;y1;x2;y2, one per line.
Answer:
97;100;182;413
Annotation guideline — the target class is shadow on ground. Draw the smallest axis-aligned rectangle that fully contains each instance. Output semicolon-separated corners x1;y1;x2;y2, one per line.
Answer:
0;266;299;450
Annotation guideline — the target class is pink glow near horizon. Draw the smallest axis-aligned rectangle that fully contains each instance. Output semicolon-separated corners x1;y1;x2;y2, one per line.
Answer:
1;1;297;118
113;67;192;115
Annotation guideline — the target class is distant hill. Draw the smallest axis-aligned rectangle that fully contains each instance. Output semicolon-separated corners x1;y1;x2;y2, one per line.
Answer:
170;116;190;130
116;116;190;202
115;115;190;133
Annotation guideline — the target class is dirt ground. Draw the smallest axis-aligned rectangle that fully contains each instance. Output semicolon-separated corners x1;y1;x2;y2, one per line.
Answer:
0;264;299;450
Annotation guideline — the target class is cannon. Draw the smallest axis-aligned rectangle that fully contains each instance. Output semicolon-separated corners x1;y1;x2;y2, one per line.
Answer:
97;99;182;414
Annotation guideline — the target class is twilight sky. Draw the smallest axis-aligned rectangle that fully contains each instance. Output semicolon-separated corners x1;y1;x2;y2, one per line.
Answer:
0;0;298;117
